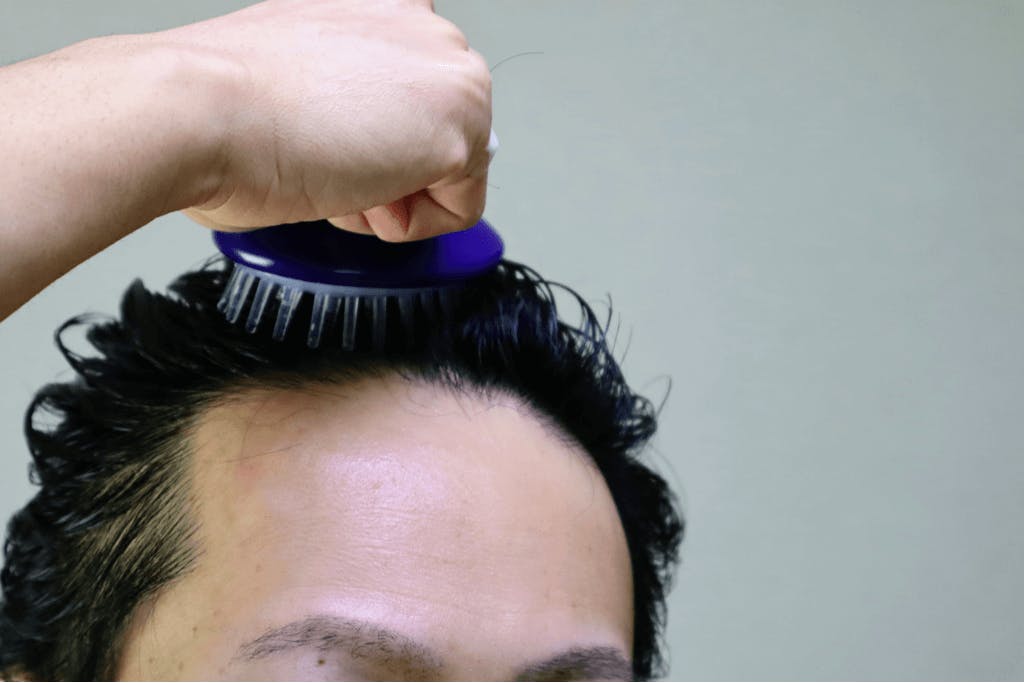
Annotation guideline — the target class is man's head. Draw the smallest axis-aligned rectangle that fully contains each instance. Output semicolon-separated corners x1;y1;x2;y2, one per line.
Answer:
0;258;684;680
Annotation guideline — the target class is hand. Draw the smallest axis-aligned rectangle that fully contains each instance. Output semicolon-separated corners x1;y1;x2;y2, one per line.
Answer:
164;0;494;242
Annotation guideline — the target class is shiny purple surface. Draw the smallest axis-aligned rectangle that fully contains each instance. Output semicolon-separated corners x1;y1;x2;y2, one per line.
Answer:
213;219;504;288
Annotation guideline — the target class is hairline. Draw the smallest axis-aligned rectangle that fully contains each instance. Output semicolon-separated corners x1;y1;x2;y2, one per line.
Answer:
197;365;597;468
114;365;612;672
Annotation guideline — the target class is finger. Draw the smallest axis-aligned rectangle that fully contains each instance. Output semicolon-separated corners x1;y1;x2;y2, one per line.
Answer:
326;212;376;235
363;200;411;242
180;207;245;233
399;173;488;242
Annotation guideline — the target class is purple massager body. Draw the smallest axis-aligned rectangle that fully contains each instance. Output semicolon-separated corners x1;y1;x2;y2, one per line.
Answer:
212;218;504;350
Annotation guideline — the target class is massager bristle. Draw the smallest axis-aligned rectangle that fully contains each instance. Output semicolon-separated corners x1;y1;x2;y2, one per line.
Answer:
216;263;461;352
212;218;502;350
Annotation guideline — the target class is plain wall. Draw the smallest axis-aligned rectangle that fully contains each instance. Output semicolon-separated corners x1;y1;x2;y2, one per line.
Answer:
2;1;1023;679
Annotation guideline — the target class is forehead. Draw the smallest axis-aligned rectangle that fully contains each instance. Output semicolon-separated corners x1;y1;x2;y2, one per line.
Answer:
183;373;633;654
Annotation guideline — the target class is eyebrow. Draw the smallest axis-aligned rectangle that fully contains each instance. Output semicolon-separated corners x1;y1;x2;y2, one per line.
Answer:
234;615;634;681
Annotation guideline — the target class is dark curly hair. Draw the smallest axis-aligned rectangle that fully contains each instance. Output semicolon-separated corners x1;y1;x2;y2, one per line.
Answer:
0;254;685;680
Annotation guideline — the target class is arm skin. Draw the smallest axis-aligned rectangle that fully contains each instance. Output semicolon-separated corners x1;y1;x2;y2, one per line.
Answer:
0;34;238;322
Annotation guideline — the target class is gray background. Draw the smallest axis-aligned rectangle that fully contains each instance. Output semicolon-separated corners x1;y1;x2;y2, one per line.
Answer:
1;0;1022;679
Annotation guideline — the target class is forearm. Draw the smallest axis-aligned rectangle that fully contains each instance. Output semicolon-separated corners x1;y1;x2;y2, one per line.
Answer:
0;33;234;321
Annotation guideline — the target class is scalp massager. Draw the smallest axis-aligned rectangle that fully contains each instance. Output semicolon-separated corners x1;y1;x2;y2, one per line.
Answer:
212;217;504;351
211;130;502;351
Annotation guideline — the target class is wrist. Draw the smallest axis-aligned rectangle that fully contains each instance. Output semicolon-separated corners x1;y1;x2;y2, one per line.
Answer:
75;32;245;217
0;32;246;320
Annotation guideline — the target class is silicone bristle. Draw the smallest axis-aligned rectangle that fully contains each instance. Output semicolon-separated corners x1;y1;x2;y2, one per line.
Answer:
218;268;242;313
224;270;256;324
341;296;360;351
272;287;303;341
419;289;438;325
438;287;456;321
372;298;388;351
397;295;416;347
308;292;341;349
308;292;328;349
218;273;464;351
245;278;275;333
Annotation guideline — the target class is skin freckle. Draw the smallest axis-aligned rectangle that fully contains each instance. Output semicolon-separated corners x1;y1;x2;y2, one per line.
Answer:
317;658;325;666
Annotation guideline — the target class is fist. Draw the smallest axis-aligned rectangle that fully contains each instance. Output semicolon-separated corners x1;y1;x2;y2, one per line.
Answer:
163;0;493;242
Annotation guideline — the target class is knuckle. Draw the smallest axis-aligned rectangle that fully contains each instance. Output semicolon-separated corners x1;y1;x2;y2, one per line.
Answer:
463;48;491;81
432;15;469;49
445;139;472;175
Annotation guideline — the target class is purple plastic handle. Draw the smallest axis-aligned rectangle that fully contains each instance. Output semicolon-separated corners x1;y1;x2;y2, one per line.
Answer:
213;219;504;289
